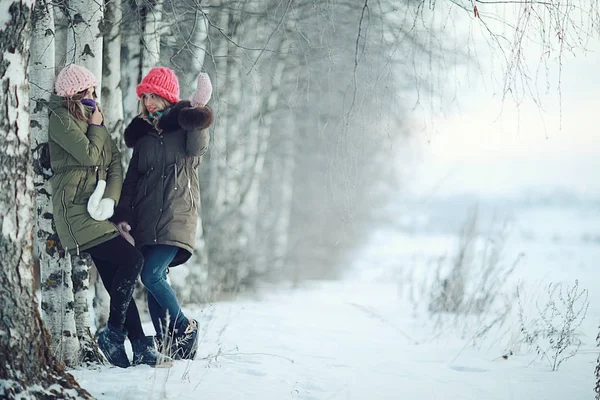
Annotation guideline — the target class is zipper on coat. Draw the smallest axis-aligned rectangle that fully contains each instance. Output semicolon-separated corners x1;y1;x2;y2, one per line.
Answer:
61;190;80;255
174;164;178;190
188;178;194;209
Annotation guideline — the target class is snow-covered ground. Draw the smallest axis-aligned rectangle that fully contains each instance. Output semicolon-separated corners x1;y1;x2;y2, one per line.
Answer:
72;199;600;399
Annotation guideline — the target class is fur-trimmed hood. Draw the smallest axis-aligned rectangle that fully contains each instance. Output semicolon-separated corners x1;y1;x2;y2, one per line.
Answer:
124;100;213;148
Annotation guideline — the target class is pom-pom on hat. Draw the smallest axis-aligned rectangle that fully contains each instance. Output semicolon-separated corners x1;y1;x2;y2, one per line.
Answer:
136;67;180;104
55;64;99;97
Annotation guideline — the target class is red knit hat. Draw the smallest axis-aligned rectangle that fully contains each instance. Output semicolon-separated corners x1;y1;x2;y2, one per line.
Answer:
136;67;180;104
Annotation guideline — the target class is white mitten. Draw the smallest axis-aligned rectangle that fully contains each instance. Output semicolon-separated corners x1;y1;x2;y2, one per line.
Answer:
95;198;115;221
87;179;106;220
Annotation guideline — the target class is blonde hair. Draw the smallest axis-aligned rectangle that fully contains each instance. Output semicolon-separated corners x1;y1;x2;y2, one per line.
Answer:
140;94;173;116
63;89;95;121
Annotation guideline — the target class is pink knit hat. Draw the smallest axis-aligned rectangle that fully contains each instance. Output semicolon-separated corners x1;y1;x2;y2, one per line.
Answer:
136;67;180;104
55;64;99;97
190;73;212;107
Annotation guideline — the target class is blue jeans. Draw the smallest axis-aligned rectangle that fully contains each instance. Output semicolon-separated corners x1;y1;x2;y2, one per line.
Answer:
140;245;188;337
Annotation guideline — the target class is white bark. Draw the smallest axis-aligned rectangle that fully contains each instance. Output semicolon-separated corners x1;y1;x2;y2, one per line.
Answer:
63;0;105;362
0;1;91;396
65;0;104;99
53;4;68;70
102;0;128;170
184;201;209;303
202;10;240;293
30;0;80;367
72;253;103;363
255;38;294;276
92;267;110;329
141;0;163;76
122;8;142;125
208;10;230;213
181;10;210;302
181;10;209;96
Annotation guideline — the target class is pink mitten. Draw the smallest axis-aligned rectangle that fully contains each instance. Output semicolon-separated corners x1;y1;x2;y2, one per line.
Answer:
190;73;212;108
116;222;135;246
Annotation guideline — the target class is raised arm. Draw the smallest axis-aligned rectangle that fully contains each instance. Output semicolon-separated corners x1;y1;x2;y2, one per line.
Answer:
179;106;212;157
49;112;110;166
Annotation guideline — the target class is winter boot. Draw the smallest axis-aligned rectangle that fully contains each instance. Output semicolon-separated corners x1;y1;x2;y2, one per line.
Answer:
97;323;130;368
172;319;199;360
131;336;174;368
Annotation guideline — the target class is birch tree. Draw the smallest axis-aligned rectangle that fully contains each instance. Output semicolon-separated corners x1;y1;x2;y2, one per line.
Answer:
200;6;242;294
102;0;127;167
53;2;68;69
255;32;295;280
63;0;106;362
65;0;104;97
141;0;163;75
92;0;126;331
30;0;81;367
195;2;410;291
181;10;209;96
0;0;91;396
121;1;142;125
72;253;105;363
155;3;211;301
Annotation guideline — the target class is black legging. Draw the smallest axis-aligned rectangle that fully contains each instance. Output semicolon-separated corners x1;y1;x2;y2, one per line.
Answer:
87;235;145;340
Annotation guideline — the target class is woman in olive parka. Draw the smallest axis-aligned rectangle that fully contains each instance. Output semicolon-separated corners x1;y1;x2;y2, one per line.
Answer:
112;67;213;360
48;64;171;368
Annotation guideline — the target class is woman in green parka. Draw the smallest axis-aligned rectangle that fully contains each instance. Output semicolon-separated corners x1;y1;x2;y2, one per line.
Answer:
48;64;172;368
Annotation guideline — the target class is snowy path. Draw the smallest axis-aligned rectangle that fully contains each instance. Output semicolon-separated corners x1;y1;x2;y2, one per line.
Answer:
73;280;594;400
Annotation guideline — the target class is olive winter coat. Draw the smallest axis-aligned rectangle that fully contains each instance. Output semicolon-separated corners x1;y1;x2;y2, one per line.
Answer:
112;101;211;267
48;94;122;255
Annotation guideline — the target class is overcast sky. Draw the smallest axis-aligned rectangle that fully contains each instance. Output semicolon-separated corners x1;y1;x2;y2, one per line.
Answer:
403;11;600;200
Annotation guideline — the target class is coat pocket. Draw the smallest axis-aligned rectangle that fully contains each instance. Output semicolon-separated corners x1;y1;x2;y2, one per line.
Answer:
72;174;90;205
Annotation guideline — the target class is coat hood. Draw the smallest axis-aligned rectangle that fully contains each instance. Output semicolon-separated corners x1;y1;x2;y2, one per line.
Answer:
48;93;66;112
48;93;95;116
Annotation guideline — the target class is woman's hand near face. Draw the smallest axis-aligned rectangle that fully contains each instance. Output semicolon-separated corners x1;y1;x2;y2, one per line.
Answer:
89;107;104;126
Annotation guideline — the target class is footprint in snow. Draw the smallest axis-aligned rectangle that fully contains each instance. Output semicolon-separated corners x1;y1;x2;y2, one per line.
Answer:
449;365;488;373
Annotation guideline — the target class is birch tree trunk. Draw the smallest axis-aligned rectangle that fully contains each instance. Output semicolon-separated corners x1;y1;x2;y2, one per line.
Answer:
240;23;291;280
141;0;163;75
264;24;296;276
53;1;68;70
30;0;81;367
255;38;294;278
202;9;237;295
182;10;210;303
64;0;106;361
65;0;104;99
72;253;104;364
95;0;117;327
93;267;110;329
121;0;142;126
102;0;127;169
181;10;208;96
183;203;209;303
0;1;91;396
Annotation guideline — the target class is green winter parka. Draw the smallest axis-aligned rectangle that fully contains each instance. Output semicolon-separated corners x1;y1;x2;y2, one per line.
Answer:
48;94;123;255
